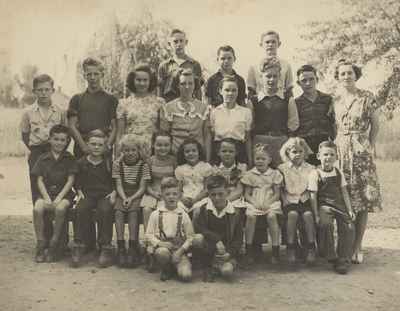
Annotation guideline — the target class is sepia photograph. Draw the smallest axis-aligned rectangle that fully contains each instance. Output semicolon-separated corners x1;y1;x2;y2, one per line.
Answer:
0;0;399;310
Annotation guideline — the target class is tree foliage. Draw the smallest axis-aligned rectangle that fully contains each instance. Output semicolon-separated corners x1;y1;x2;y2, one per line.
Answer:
81;8;174;98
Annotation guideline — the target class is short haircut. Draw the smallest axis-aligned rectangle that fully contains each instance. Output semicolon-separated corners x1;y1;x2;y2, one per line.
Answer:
33;74;54;89
318;140;337;153
260;57;281;73
171;68;201;98
296;65;317;78
217;45;236;59
206;175;228;190
82;57;104;72
119;134;141;150
218;138;238;152
126;63;157;93
86;129;106;142
161;177;180;191
334;59;362;81
260;30;280;43
253;143;271;157
151;131;173;155
218;76;239;91
176;138;205;165
170;28;186;37
280;137;313;163
49;124;70;139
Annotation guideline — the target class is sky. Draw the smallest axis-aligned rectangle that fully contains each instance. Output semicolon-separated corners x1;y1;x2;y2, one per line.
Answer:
1;0;346;95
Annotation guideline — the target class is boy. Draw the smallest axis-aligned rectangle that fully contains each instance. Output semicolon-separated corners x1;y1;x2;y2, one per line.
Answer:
295;65;335;165
205;45;246;107
20;74;67;205
308;141;355;274
251;58;299;167
247;30;294;99
146;177;195;281
31;124;77;262
71;130;115;268
67;57;118;159
193;175;244;282
157;29;203;102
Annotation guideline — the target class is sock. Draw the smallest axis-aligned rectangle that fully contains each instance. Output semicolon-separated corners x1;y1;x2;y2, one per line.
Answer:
117;240;125;249
272;245;280;258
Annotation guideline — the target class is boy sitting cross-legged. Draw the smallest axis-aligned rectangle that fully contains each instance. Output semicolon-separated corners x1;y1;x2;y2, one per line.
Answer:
193;175;244;282
146;177;196;282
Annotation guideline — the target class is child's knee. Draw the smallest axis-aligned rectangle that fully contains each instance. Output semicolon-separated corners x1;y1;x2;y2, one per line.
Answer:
302;211;314;222
192;234;204;249
33;200;46;213
246;215;257;226
220;262;234;278
142;206;153;217
55;201;69;213
155;247;171;265
287;211;299;222
267;212;279;223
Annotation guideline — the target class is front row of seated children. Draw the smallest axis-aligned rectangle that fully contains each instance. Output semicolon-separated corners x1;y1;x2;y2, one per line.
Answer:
31;124;355;281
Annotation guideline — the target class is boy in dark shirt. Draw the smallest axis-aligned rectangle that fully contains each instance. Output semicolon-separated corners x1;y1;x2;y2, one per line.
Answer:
295;65;335;165
71;130;116;268
31;125;77;263
193;175;244;282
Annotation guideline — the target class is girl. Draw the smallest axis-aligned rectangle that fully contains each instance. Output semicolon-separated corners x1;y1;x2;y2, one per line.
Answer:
175;138;213;213
278;137;316;265
112;134;151;268
213;138;247;208
209;76;253;166
116;63;165;159
160;69;211;157
241;144;283;264
141;131;177;230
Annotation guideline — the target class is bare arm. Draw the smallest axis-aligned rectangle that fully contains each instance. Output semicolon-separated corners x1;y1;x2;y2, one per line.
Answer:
341;186;353;215
107;118;117;148
115;117;126;157
310;191;320;224
287;97;299;133
128;179;148;201
37;176;52;203
68;116;88;154
115;178;127;201
54;175;75;203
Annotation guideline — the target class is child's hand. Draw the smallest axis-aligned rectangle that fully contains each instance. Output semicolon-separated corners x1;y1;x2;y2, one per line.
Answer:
53;197;61;206
123;197;131;208
348;210;356;222
216;241;226;255
44;197;52;205
106;191;116;205
76;190;85;203
172;249;183;264
154;192;162;200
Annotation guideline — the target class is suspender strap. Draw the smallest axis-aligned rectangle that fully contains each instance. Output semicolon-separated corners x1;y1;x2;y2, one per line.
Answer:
176;213;183;239
158;211;167;240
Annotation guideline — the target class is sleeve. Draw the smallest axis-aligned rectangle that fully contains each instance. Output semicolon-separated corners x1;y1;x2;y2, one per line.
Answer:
240;171;254;186
247;65;257;91
307;170;319;192
284;63;294;91
67;157;79;175
20;110;30;133
244;107;252;131
237;75;247;106
193;206;223;244
146;211;161;247
141;163;151;181
175;165;184;181
116;99;125;120
112;160;121;179
193;61;204;85
287;97;299;132
272;170;283;186
31;157;44;176
109;95;118;120
67;94;80;119
202;162;214;178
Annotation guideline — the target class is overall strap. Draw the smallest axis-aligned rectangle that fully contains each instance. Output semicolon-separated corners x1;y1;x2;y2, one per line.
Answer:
175;212;183;239
158;211;167;240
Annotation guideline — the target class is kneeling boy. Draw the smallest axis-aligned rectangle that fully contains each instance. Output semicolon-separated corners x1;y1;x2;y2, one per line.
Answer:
146;177;195;282
193;175;244;282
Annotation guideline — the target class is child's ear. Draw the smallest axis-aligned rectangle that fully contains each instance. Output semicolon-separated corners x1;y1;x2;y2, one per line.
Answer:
316;152;321;160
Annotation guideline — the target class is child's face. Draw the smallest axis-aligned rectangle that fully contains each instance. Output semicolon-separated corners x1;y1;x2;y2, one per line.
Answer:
161;186;181;209
219;81;238;104
218;142;236;167
317;147;337;170
217;51;235;72
33;81;54;105
287;146;305;166
261;34;280;56
154;135;171;157
179;74;195;99
122;145;140;163
87;137;106;157
183;143;200;166
134;70;150;94
169;33;187;55
208;186;228;210
297;71;317;94
337;64;357;88
84;65;103;89
261;67;280;92
49;132;69;154
254;151;271;173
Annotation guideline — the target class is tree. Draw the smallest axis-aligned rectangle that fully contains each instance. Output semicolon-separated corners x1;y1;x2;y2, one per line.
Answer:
299;0;400;117
81;8;174;98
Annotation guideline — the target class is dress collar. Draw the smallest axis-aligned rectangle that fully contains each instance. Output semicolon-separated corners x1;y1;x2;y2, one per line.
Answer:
205;198;235;218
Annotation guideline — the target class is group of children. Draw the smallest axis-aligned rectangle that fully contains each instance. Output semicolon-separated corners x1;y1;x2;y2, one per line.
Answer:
20;28;358;282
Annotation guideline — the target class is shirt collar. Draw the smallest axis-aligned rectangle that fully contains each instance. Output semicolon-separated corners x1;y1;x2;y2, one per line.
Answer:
168;55;194;64
217;69;237;77
250;167;274;176
32;100;56;112
257;89;284;101
218;163;237;171
205;198;235;218
158;202;187;214
42;150;70;161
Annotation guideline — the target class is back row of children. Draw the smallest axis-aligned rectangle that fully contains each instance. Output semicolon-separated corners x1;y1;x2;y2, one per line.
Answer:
20;28;355;282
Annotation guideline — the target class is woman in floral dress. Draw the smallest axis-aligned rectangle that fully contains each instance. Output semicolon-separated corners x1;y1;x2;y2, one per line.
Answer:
116;63;165;159
333;59;382;264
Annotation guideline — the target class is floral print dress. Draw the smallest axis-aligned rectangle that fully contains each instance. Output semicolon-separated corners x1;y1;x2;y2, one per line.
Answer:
334;88;382;213
117;94;165;159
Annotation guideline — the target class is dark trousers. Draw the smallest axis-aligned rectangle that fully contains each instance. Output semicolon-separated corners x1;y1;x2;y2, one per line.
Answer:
318;205;355;262
74;196;113;246
303;135;330;166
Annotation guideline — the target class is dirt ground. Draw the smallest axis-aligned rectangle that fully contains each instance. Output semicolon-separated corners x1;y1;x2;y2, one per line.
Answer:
1;157;400;311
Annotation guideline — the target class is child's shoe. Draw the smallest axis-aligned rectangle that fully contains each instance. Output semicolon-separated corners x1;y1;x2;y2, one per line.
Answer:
286;244;296;264
334;259;350;275
46;246;57;263
98;244;113;268
35;241;47;263
306;247;317;265
146;254;156;273
202;267;217;283
117;247;127;268
271;246;280;265
70;243;85;268
160;264;173;281
126;240;140;268
243;244;256;266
